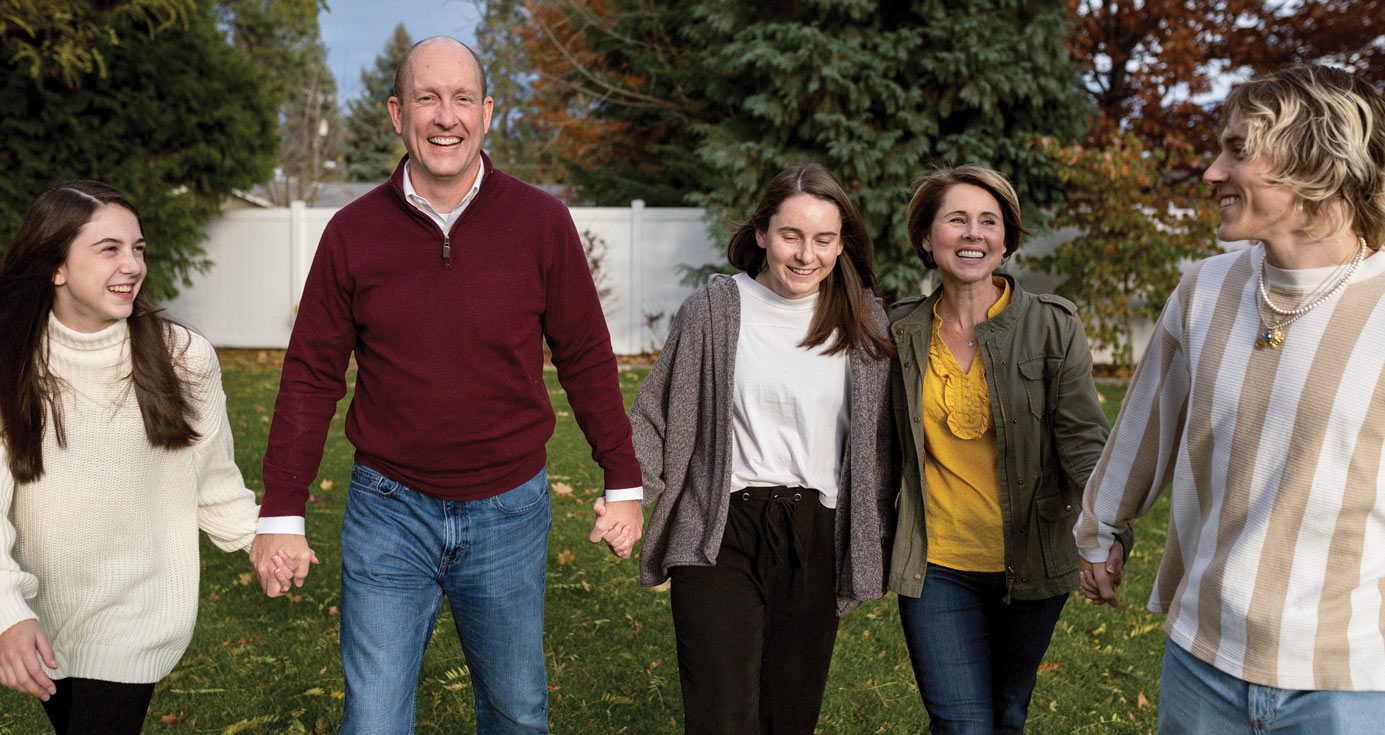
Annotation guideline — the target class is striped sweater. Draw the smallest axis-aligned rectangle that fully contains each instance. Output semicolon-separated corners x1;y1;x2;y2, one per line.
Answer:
1075;244;1385;691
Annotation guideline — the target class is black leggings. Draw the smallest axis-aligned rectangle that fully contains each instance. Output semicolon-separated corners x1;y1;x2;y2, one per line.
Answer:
40;678;155;735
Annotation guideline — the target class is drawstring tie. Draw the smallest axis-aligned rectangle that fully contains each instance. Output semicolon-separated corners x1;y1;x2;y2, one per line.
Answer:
737;487;813;600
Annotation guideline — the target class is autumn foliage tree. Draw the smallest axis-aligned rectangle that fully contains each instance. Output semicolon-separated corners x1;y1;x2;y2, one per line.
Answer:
1033;0;1385;365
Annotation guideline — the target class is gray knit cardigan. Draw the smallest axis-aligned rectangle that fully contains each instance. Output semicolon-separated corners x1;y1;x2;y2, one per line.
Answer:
631;274;898;615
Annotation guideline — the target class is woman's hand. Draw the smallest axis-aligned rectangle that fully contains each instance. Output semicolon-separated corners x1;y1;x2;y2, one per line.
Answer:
1077;540;1125;607
0;619;57;700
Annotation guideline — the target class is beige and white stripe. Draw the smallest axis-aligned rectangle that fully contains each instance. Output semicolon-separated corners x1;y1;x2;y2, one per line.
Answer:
1076;244;1385;691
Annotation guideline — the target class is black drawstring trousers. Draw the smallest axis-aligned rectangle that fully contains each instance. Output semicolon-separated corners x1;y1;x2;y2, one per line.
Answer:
669;486;839;735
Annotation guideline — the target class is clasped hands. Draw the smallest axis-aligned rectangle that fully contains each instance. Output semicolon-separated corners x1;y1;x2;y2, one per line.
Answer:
589;498;642;560
1077;539;1126;607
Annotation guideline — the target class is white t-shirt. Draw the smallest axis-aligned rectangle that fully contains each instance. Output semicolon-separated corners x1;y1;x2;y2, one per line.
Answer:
729;272;850;508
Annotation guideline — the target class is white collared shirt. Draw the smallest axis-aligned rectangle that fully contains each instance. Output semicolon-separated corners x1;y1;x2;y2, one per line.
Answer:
401;160;484;233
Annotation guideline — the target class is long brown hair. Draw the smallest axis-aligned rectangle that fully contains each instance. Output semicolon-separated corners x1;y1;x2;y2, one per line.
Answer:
726;163;894;360
0;180;199;484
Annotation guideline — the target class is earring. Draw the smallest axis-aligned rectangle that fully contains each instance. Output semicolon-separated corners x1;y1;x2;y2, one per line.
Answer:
922;250;936;268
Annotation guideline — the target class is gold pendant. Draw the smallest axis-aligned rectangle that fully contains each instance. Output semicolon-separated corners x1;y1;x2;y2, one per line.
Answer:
1256;327;1285;349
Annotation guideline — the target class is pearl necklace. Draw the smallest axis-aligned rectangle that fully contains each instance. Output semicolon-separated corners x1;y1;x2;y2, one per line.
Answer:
1255;237;1366;349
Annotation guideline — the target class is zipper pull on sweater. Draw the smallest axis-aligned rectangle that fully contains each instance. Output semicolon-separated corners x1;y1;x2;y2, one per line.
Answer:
442;234;451;260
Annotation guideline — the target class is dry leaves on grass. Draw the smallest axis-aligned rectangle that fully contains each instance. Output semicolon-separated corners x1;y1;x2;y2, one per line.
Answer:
556;550;575;566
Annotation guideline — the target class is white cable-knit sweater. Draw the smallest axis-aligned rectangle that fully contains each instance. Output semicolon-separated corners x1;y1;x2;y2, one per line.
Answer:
0;315;259;683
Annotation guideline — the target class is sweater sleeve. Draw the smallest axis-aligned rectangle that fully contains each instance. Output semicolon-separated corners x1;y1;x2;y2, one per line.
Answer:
181;334;260;552
261;222;356;518
628;293;702;506
868;301;899;543
0;447;39;634
541;210;642;491
1074;288;1190;562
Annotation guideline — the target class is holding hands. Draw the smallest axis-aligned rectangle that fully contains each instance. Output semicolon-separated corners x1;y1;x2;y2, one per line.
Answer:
589;497;642;560
249;534;319;597
1077;539;1126;607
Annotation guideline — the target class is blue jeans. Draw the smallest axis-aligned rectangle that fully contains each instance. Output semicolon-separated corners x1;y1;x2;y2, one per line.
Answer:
898;564;1067;735
1159;640;1385;734
338;464;552;735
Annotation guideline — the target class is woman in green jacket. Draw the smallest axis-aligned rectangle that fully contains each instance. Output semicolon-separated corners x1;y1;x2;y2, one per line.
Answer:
886;164;1131;734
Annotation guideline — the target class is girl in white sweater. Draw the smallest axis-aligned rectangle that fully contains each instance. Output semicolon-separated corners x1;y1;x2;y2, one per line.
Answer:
0;181;271;734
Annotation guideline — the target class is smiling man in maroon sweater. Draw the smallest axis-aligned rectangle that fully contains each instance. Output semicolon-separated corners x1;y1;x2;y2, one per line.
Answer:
246;37;643;734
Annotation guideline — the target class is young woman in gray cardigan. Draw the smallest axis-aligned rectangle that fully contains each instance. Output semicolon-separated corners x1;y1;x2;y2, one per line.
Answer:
630;163;898;735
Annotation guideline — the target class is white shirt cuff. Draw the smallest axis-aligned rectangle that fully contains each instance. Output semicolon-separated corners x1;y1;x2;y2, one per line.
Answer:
603;486;643;503
256;516;306;535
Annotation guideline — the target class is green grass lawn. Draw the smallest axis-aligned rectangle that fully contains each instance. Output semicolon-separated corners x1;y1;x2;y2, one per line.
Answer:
0;363;1168;734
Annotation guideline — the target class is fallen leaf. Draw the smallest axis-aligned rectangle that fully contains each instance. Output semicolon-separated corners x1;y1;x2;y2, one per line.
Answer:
160;712;180;725
319;479;334;491
1038;662;1063;673
328;606;338;615
556;550;575;566
1137;691;1149;708
237;573;253;586
551;482;574;497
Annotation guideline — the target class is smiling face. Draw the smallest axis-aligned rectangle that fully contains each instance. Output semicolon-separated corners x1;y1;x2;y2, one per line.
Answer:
922;183;1006;286
754;193;844;299
1203;111;1306;247
51;204;146;333
388;39;493;205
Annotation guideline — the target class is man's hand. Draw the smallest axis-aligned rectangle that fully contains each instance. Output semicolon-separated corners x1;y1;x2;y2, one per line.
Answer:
1078;539;1126;607
0;619;56;701
589;498;643;560
250;533;319;597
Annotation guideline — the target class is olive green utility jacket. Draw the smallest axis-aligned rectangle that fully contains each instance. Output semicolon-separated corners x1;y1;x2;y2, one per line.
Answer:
886;275;1132;601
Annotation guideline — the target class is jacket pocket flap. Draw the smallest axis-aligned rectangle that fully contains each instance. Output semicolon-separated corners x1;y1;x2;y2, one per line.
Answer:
1036;493;1075;521
1019;356;1046;379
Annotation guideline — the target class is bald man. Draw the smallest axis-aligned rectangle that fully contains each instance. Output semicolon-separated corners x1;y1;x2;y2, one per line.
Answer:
248;37;644;734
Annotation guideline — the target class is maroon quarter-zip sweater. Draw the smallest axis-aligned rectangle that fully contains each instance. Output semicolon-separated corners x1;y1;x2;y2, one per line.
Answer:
260;155;641;517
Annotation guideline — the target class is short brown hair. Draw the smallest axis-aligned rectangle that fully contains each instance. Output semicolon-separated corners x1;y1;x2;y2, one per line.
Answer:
906;165;1030;269
1222;63;1385;248
726;163;893;360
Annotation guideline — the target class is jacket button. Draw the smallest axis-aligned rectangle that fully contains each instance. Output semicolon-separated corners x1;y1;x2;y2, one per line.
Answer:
1021;577;1028;583
1012;418;1018;423
913;416;920;423
904;361;911;368
1018;479;1024;485
1065;504;1072;511
1001;360;1007;366
913;573;922;580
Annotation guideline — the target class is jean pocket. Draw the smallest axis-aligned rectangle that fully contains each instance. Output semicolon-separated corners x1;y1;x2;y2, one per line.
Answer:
491;468;549;515
350;464;401;498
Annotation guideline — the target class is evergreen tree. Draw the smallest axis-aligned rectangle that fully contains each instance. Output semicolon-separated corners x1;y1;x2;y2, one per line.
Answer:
518;0;1090;295
219;0;342;204
342;23;411;182
0;0;278;300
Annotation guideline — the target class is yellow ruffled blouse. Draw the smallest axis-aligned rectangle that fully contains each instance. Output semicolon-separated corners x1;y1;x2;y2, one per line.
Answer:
921;278;1011;572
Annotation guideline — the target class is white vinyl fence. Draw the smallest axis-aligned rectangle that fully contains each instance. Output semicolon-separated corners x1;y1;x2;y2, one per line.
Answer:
164;201;720;355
